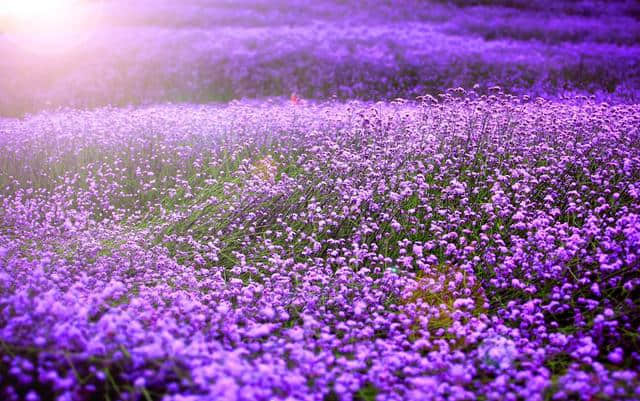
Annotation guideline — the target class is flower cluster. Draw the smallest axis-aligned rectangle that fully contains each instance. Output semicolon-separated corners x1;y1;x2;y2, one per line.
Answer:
1;94;639;400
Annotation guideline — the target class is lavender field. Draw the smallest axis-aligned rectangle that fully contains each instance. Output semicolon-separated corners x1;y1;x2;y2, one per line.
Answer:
1;1;640;400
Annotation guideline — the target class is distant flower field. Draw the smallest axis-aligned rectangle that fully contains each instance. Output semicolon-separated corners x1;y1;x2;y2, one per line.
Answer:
1;0;640;117
1;94;639;400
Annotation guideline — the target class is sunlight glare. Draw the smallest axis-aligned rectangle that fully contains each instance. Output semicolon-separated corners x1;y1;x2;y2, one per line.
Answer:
0;0;78;21
0;0;104;53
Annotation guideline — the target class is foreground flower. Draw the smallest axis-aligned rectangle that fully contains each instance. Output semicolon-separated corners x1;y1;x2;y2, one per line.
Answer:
0;95;639;400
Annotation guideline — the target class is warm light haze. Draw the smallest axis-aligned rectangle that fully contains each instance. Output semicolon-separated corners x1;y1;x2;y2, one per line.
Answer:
0;0;78;22
0;0;101;52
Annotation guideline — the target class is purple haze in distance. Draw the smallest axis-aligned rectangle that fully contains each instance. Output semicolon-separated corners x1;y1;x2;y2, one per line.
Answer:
0;1;639;400
1;0;639;116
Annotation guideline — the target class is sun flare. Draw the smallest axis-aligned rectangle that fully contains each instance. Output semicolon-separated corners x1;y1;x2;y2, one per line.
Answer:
0;0;102;52
0;0;78;21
